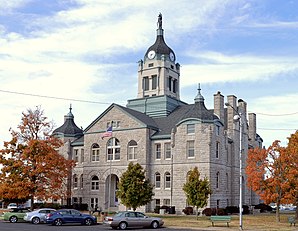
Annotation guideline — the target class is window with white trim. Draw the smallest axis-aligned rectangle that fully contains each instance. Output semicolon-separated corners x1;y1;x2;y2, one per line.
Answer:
128;140;137;160
165;172;171;189
107;138;120;161
187;124;195;134
187;140;195;158
73;174;78;188
164;143;171;159
155;143;161;159
91;143;100;162
155;172;161;188
91;176;99;190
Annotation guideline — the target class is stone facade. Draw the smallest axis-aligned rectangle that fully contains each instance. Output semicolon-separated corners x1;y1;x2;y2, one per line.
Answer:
53;15;263;214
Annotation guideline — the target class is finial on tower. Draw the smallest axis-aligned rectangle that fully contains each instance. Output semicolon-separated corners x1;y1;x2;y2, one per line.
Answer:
194;83;205;103
69;103;72;113
157;13;162;29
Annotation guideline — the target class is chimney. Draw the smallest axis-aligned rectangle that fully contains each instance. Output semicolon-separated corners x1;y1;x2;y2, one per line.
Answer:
214;91;224;121
227;95;237;131
248;113;256;143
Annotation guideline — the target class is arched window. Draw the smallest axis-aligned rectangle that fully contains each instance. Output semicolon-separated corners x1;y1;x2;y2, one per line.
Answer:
91;176;99;190
165;172;171;189
80;174;84;189
91;143;100;162
155;172;161;188
73;174;78;188
216;172;220;189
128;140;137;160
107;138;120;161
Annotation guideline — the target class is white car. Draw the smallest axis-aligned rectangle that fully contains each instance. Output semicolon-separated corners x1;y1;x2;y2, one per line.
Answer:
24;208;56;224
7;203;17;209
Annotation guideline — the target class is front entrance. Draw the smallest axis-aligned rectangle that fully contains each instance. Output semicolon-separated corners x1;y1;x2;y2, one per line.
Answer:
105;174;119;209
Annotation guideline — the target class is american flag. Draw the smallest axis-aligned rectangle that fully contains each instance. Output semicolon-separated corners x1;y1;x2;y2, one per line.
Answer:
101;126;112;139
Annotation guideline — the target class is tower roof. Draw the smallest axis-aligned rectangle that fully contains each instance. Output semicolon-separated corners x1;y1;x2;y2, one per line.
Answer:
145;13;175;61
52;105;83;138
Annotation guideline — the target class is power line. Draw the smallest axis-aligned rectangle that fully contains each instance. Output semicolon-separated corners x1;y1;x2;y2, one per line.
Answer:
258;127;297;131
0;89;111;105
253;111;298;116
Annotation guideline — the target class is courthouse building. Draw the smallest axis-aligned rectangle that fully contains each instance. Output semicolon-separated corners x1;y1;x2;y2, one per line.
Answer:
53;15;263;213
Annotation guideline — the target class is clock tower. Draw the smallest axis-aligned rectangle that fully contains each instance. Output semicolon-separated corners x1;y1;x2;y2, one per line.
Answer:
137;13;180;99
127;14;185;118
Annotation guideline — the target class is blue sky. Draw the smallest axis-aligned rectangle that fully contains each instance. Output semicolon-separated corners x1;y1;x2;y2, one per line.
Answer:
0;0;297;148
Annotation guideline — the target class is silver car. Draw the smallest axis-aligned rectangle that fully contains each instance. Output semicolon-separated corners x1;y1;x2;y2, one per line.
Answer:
104;211;164;230
24;208;56;224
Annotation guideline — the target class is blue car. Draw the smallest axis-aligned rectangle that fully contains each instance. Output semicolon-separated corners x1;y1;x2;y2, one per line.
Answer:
45;209;96;226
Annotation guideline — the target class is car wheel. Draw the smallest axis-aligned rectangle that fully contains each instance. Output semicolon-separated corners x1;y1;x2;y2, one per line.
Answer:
9;216;18;223
32;217;40;224
84;218;93;226
119;221;127;230
151;220;159;229
54;218;63;226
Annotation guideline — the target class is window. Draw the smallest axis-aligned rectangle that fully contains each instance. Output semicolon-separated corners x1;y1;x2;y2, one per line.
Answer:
128;140;137;160
216;142;220;158
80;174;84;189
107;138;120;161
155;172;161;188
90;198;98;209
107;121;120;128
155;199;160;207
216;172;220;189
216;125;220;136
165;172;171;189
164;143;171;159
73;174;78;188
217;200;220;208
173;79;177;93
155;144;161;159
163;199;170;206
91;143;100;162
226;173;229;191
187;140;195;158
187;124;195;134
91;176;99;190
152;75;157;90
168;77;172;91
73;149;78;162
81;149;84;163
148;63;154;67
143;77;149;91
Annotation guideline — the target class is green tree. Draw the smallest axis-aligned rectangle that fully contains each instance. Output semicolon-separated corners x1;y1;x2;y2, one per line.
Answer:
116;162;154;211
0;106;74;210
183;167;212;219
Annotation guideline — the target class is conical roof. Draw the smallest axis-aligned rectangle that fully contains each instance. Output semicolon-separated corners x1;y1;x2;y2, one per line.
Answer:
52;105;83;138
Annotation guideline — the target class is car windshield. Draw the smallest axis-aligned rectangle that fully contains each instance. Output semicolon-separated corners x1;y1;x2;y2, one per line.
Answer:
114;212;126;217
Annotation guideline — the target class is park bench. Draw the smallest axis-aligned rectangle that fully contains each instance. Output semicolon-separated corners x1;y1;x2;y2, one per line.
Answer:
210;215;231;227
288;216;296;226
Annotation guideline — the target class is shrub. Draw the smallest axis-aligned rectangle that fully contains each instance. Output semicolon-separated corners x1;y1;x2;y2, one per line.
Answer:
254;203;272;213
225;206;239;214
182;206;193;215
216;208;226;215
160;205;170;213
202;208;212;216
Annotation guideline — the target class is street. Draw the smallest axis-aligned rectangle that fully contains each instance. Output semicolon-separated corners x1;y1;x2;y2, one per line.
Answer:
0;221;201;231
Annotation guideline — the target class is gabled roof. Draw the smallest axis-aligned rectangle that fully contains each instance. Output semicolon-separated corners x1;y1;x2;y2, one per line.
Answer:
84;103;159;133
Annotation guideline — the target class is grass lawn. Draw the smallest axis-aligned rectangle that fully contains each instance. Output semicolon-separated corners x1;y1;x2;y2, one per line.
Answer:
158;212;297;231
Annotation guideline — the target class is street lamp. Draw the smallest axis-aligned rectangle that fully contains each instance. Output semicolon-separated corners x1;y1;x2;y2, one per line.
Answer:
225;102;243;230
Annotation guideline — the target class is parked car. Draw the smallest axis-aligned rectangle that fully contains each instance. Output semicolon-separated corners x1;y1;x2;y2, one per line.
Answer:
104;211;164;230
3;208;31;223
45;209;96;226
24;208;56;224
7;203;17;209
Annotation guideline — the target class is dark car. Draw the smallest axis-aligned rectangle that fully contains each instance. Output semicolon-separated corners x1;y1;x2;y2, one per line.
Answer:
104;211;164;230
45;209;96;226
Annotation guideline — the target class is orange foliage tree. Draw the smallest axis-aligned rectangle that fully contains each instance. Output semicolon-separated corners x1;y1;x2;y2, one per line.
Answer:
246;130;298;222
0;107;74;209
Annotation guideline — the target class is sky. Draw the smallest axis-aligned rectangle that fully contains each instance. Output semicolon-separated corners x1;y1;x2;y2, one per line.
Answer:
0;0;297;148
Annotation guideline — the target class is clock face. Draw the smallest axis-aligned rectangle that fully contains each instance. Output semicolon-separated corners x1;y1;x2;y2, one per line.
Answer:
148;50;156;59
169;52;175;61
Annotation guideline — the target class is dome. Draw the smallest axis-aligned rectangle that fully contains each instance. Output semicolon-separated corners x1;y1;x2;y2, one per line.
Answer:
144;13;176;62
52;105;83;138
